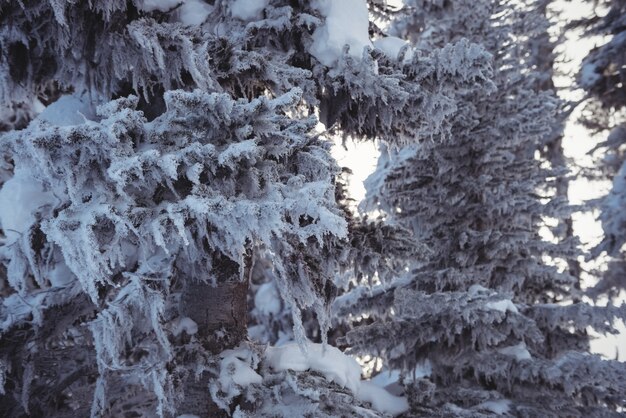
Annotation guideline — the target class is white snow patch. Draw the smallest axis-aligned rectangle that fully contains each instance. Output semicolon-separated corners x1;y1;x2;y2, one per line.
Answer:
178;0;212;25
38;94;95;126
247;324;265;341
485;299;518;314
266;342;409;416
32;98;46;114
48;261;75;287
0;168;56;244
498;343;531;361
254;282;281;316
468;284;491;297
476;399;511;415
309;0;372;66
213;345;263;409
171;317;198;336
135;0;181;12
231;0;269;20
373;37;413;62
370;369;402;388
266;342;362;393
359;381;409;416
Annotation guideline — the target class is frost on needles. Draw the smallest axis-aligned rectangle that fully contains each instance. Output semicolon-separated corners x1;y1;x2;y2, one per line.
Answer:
0;0;626;417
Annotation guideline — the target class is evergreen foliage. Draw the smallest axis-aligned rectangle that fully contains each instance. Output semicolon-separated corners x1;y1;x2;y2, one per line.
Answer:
338;0;626;416
0;0;624;417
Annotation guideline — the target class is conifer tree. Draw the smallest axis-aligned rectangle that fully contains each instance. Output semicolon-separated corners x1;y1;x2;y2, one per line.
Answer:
2;1;624;417
0;0;457;416
337;0;626;416
576;0;626;299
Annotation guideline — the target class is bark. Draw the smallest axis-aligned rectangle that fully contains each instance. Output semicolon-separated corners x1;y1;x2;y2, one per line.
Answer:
175;252;251;417
0;293;98;417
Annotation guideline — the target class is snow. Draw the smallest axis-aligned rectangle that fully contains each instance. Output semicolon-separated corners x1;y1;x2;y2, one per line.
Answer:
214;345;263;409
48;261;75;287
254;282;281;316
178;0;212;25
266;342;409;416
468;284;491;297
177;415;200;418
134;0;181;12
370;369;401;388
37;94;95;126
171;317;198;336
498;343;531;361
485;299;519;314
476;399;511;415
266;342;362;392
373;37;413;62
370;362;432;388
0;167;56;244
309;0;372;66
231;0;269;20
359;381;409;416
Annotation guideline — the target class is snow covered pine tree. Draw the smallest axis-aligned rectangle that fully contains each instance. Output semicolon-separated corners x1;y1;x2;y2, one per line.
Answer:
576;0;626;300
337;0;626;416
2;0;624;417
0;0;439;416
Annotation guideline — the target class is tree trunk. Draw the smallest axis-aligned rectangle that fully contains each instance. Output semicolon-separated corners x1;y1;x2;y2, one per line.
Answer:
175;252;251;417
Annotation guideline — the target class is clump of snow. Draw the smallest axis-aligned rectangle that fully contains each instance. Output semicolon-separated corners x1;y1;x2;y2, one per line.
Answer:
134;0;181;12
476;399;511;415
309;0;372;66
373;37;413;62
0;167;56;244
359;381;409;416
468;284;491;297
211;344;263;411
266;342;362;392
37;94;95;126
178;0;212;25
498;343;531;360
254;281;282;316
266;342;409;416
231;0;269;20
171;317;198;336
485;299;519;313
220;348;262;387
